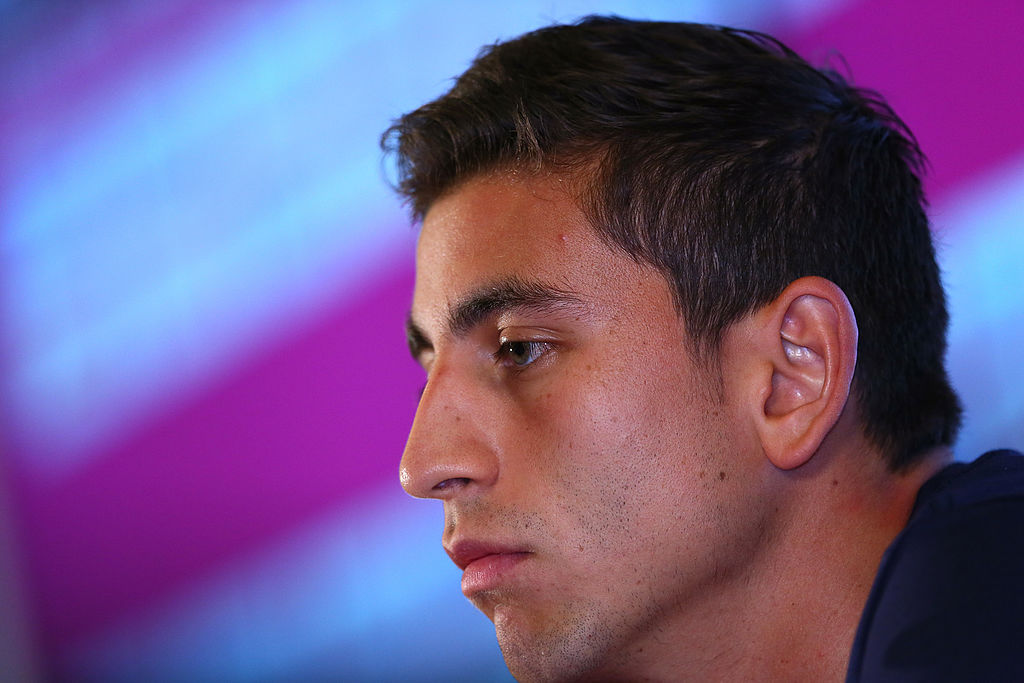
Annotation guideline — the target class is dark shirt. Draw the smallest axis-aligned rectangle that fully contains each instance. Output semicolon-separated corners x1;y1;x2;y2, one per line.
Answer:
847;449;1024;682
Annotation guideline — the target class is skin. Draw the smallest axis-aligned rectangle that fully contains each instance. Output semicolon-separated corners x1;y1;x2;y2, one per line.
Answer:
400;170;945;681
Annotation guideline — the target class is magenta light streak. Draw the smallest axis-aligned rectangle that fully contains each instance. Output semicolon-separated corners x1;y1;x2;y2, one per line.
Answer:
12;256;419;656
780;0;1024;205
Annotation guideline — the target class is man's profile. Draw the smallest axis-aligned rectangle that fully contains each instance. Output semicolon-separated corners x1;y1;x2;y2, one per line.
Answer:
383;16;1024;681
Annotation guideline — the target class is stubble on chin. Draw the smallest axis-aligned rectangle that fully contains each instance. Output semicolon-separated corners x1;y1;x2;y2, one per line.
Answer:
491;596;622;683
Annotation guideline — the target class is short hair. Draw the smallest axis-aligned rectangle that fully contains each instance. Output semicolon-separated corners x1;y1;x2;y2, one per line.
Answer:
382;15;961;471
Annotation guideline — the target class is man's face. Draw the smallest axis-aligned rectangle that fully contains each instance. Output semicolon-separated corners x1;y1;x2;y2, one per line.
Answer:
402;171;771;681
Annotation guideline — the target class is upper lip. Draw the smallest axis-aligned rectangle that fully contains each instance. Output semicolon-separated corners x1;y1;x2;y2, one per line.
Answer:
445;539;529;571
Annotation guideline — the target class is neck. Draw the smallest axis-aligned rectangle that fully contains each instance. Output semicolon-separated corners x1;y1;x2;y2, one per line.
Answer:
725;444;950;681
604;443;950;683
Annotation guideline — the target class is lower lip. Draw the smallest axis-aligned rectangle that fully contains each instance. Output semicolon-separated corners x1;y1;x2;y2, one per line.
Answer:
461;552;530;595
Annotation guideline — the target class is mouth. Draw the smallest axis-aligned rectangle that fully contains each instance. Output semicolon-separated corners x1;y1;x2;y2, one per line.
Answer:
446;540;532;595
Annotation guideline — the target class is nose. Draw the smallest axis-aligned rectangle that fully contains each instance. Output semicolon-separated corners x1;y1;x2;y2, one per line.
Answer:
400;363;499;499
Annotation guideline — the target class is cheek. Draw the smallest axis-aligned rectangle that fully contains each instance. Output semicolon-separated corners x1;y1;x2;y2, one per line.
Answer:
524;364;717;548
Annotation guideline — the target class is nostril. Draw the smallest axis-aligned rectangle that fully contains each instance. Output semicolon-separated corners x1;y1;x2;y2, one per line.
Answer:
434;477;471;491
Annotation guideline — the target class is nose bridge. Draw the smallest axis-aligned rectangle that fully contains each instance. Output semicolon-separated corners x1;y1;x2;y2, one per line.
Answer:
400;359;499;499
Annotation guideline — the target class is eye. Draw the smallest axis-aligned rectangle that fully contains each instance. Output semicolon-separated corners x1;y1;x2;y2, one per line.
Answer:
496;339;547;369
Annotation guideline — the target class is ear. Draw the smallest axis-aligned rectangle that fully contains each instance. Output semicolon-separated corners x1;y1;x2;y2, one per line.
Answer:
745;277;858;470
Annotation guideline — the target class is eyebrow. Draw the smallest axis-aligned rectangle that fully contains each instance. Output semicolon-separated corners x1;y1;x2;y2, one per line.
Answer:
405;277;585;363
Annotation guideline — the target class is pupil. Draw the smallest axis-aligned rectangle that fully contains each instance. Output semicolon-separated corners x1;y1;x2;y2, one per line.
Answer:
510;342;529;364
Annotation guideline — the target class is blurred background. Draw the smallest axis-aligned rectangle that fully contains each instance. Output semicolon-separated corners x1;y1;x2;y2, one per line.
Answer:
1;0;1021;680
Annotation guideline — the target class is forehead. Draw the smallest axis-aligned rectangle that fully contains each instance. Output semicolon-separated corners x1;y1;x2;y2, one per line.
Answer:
413;172;654;322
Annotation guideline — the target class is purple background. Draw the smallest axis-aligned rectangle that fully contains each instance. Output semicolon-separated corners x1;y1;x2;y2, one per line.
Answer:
2;0;1022;679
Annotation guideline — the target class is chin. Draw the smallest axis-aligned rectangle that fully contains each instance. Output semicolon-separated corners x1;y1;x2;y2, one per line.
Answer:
494;606;616;683
502;655;616;683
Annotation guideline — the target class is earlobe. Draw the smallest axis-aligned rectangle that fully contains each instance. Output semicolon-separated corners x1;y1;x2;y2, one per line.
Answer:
753;278;858;470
